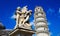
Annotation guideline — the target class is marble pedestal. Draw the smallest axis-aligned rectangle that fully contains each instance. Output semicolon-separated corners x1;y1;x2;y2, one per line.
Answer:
9;27;35;36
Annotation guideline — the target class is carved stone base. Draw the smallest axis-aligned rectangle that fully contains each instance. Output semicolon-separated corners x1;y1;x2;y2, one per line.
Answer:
9;28;35;36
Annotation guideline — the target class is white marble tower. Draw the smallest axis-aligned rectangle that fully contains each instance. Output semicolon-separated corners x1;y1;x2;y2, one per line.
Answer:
34;6;50;36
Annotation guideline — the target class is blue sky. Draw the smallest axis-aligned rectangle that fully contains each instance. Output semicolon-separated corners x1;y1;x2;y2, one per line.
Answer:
0;0;60;36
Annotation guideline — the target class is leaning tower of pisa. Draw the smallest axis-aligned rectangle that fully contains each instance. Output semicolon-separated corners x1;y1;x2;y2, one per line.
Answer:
34;6;50;36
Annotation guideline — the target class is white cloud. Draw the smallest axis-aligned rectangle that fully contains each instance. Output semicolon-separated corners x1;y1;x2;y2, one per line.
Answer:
49;32;53;36
11;14;16;19
5;29;13;31
47;8;55;15
59;8;60;13
47;22;51;25
57;33;60;36
30;20;35;26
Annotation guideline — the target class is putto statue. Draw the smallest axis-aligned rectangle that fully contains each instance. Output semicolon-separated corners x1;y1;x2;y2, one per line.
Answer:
14;6;32;29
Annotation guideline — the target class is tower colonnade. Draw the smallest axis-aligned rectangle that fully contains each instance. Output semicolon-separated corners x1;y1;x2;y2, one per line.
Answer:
34;6;50;36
